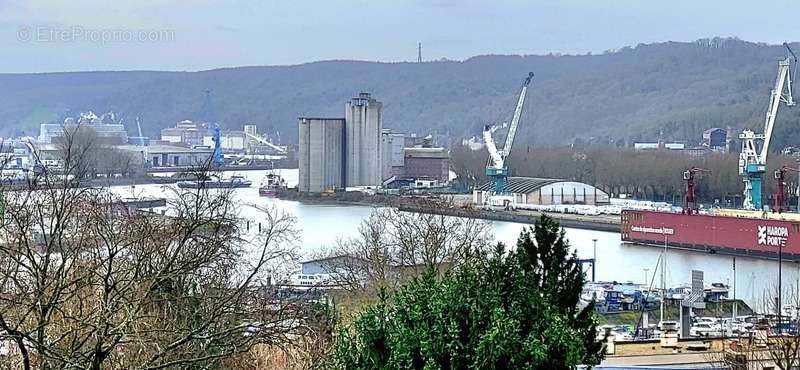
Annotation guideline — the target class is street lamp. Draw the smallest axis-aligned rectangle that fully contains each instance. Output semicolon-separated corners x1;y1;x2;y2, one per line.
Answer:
778;242;783;333
592;238;598;282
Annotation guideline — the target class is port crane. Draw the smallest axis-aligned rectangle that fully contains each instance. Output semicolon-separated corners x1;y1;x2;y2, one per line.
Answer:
683;167;711;215
135;117;149;167
773;165;799;213
211;124;224;168
739;43;797;210
483;72;534;193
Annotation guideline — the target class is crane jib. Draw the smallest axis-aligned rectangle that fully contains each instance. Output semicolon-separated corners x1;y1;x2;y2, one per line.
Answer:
484;72;534;195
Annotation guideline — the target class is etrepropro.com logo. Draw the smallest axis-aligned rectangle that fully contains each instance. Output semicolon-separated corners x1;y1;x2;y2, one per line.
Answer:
17;26;175;45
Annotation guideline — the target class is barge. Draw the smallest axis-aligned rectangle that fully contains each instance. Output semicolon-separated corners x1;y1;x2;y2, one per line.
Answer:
621;209;800;260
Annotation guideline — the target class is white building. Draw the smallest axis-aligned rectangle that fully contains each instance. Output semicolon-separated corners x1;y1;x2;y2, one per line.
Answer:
474;177;610;206
202;130;246;151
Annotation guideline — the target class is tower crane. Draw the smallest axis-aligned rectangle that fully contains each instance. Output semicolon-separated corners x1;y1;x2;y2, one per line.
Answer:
483;72;534;193
773;165;799;213
739;43;797;210
683;167;711;215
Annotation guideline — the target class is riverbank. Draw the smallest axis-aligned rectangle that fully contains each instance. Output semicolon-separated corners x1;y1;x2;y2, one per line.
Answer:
277;189;620;233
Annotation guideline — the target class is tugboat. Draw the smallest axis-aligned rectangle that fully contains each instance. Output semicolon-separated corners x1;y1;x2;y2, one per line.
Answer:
177;175;252;189
258;173;287;197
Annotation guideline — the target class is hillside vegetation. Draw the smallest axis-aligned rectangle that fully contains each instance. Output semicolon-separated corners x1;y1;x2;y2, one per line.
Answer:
2;38;800;149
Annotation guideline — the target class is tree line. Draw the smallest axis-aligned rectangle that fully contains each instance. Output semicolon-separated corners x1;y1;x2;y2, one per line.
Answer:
452;145;800;206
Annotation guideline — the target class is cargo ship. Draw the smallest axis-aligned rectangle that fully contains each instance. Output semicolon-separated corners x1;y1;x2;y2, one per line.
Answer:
621;209;800;260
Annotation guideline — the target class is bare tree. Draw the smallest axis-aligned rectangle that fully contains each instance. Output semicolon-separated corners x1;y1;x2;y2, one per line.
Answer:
0;142;310;369
320;200;493;293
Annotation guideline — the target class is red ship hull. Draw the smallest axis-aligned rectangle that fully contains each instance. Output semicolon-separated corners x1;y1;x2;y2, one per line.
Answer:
621;210;800;260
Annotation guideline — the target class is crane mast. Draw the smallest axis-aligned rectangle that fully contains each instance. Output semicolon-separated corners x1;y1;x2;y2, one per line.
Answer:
484;72;534;193
739;43;796;210
135;117;149;167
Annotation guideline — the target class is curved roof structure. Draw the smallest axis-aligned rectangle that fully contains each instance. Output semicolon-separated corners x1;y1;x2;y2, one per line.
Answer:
476;177;563;193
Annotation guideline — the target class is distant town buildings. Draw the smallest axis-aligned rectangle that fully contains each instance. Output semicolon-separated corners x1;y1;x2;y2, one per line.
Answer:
297;118;345;193
633;142;685;151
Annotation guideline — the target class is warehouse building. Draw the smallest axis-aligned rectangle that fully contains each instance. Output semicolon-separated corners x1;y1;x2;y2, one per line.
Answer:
202;130;246;151
118;144;214;168
380;129;405;180
345;92;382;187
403;147;449;183
298;118;345;193
39;122;128;145
473;177;609;205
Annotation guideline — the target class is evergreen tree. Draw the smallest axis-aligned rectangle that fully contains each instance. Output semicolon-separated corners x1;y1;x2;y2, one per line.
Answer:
326;215;604;369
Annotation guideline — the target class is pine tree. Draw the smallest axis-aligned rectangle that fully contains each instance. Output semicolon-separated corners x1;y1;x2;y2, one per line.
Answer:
515;215;604;365
326;214;604;369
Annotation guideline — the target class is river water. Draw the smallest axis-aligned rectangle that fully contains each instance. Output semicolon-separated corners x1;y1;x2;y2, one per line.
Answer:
121;169;797;311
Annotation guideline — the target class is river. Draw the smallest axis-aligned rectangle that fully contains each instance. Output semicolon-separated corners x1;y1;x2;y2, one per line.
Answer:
123;169;798;311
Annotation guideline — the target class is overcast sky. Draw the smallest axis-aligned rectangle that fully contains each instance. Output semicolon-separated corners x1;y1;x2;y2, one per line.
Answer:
0;0;798;73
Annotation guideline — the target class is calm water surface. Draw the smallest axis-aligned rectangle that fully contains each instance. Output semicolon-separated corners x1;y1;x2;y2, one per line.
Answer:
116;169;798;310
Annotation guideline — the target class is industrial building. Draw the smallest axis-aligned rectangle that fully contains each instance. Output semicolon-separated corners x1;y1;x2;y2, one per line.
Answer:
298;92;450;193
403;147;450;183
202;130;246;151
39;112;128;145
381;129;405;180
345;92;382;187
160;120;207;147
118;144;214;168
473;177;609;205
298;118;345;193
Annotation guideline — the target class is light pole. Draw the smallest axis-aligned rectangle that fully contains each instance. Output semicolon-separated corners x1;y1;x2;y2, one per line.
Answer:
778;243;783;333
592;238;598;282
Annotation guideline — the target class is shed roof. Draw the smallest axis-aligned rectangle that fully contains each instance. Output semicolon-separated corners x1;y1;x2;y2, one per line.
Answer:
476;177;564;193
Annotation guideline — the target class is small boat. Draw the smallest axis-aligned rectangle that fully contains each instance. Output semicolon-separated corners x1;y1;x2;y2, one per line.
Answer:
177;175;252;189
259;173;287;197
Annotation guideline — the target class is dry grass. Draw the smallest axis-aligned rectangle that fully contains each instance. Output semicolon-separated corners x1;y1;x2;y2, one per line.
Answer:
224;334;333;370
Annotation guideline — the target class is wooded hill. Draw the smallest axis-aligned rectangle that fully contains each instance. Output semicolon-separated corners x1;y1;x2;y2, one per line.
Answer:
2;37;800;150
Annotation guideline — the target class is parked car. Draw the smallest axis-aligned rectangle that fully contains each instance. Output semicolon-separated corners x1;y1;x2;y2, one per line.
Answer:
690;323;723;337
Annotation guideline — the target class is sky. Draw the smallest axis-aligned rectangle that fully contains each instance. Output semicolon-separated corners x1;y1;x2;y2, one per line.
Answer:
0;0;798;73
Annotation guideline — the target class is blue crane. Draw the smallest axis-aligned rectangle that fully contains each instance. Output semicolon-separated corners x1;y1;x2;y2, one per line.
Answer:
204;89;225;168
739;43;797;210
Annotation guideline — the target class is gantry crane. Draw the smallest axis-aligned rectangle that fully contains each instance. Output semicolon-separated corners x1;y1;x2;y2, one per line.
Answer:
483;72;534;193
739;43;797;210
773;165;799;213
683;167;711;215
